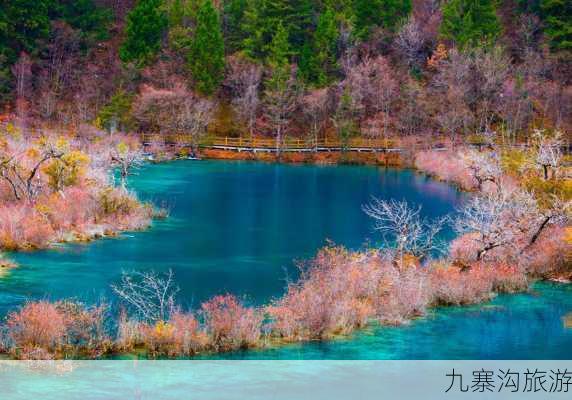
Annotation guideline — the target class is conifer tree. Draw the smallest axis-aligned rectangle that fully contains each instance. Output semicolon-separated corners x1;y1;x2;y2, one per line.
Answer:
299;8;339;86
440;0;501;48
0;0;53;60
189;0;225;95
242;0;314;60
223;0;248;53
354;0;412;40
54;0;113;44
541;0;572;52
119;0;168;66
166;0;196;54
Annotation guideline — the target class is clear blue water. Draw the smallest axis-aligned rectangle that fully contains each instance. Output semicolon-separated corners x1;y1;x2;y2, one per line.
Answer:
1;160;570;359
204;281;572;359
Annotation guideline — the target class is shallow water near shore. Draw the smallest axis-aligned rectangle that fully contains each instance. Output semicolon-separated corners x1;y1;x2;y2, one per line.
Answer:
1;160;570;359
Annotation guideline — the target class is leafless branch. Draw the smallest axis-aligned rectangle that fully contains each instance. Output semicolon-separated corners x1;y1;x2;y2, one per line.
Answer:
112;269;180;323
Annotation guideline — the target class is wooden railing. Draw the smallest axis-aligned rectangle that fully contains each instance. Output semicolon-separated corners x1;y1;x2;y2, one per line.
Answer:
142;134;399;150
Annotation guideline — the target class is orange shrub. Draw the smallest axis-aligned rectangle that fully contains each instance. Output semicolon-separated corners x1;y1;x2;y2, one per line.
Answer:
523;226;571;277
268;247;431;340
119;312;209;357
201;295;262;351
428;261;527;306
7;301;67;352
5;300;109;359
0;205;54;250
415;150;476;190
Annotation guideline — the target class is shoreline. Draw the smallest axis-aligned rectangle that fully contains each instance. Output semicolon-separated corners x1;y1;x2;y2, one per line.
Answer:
0;147;568;360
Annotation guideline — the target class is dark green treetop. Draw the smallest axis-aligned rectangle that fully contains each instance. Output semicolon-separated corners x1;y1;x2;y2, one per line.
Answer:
440;0;502;48
299;8;339;86
354;0;412;40
242;0;314;60
189;0;226;95
541;0;572;52
120;0;168;66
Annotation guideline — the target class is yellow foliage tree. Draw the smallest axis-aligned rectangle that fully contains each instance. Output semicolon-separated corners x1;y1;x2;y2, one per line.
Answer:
44;150;90;192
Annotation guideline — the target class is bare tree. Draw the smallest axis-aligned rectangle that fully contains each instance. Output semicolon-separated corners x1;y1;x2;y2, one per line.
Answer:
435;86;473;146
264;69;300;156
177;96;215;155
363;198;447;263
397;80;429;136
132;84;215;155
472;47;510;133
112;270;179;323
525;196;571;249
432;50;473;144
344;56;398;120
110;142;144;188
462;150;502;190
395;17;425;70
498;77;533;137
532;129;563;180
226;56;262;136
12;52;32;127
454;188;537;261
0;137;66;202
301;88;330;150
36;21;81;122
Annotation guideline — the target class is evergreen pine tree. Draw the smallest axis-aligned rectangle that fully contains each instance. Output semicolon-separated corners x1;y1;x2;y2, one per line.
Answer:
299;8;339;86
242;0;314;60
189;0;225;95
0;0;53;60
119;0;168;66
440;0;501;48
166;0;196;54
53;0;113;44
266;22;290;86
354;0;412;40
541;0;572;52
223;0;248;53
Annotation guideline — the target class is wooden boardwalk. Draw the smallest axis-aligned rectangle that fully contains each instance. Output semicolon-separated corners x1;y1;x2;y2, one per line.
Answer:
141;134;404;153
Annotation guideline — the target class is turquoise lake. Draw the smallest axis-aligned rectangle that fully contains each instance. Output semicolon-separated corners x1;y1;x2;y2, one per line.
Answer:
2;160;571;359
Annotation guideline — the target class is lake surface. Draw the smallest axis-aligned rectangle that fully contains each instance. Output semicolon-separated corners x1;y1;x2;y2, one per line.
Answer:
2;160;571;359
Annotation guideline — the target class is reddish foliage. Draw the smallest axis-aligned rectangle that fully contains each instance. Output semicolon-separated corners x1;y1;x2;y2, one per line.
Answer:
415;150;476;190
523;226;571;277
6;300;108;359
268;247;430;340
0;205;54;250
201;295;262;351
7;301;67;351
428;261;527;306
118;311;209;356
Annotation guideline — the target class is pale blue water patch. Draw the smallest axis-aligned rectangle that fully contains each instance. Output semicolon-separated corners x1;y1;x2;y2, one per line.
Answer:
202;281;572;360
0;160;464;316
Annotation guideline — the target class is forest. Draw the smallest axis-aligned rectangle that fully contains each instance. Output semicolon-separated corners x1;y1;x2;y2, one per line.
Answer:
0;0;570;145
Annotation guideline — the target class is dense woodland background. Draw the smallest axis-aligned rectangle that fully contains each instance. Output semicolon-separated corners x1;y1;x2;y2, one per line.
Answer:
0;0;570;143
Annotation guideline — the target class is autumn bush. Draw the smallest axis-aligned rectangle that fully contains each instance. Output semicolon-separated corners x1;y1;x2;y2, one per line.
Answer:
116;312;209;357
0;204;54;250
414;150;476;190
522;226;571;277
96;187;153;231
201;295;262;351
0;130;156;250
428;261;527;306
5;300;109;359
268;247;430;341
